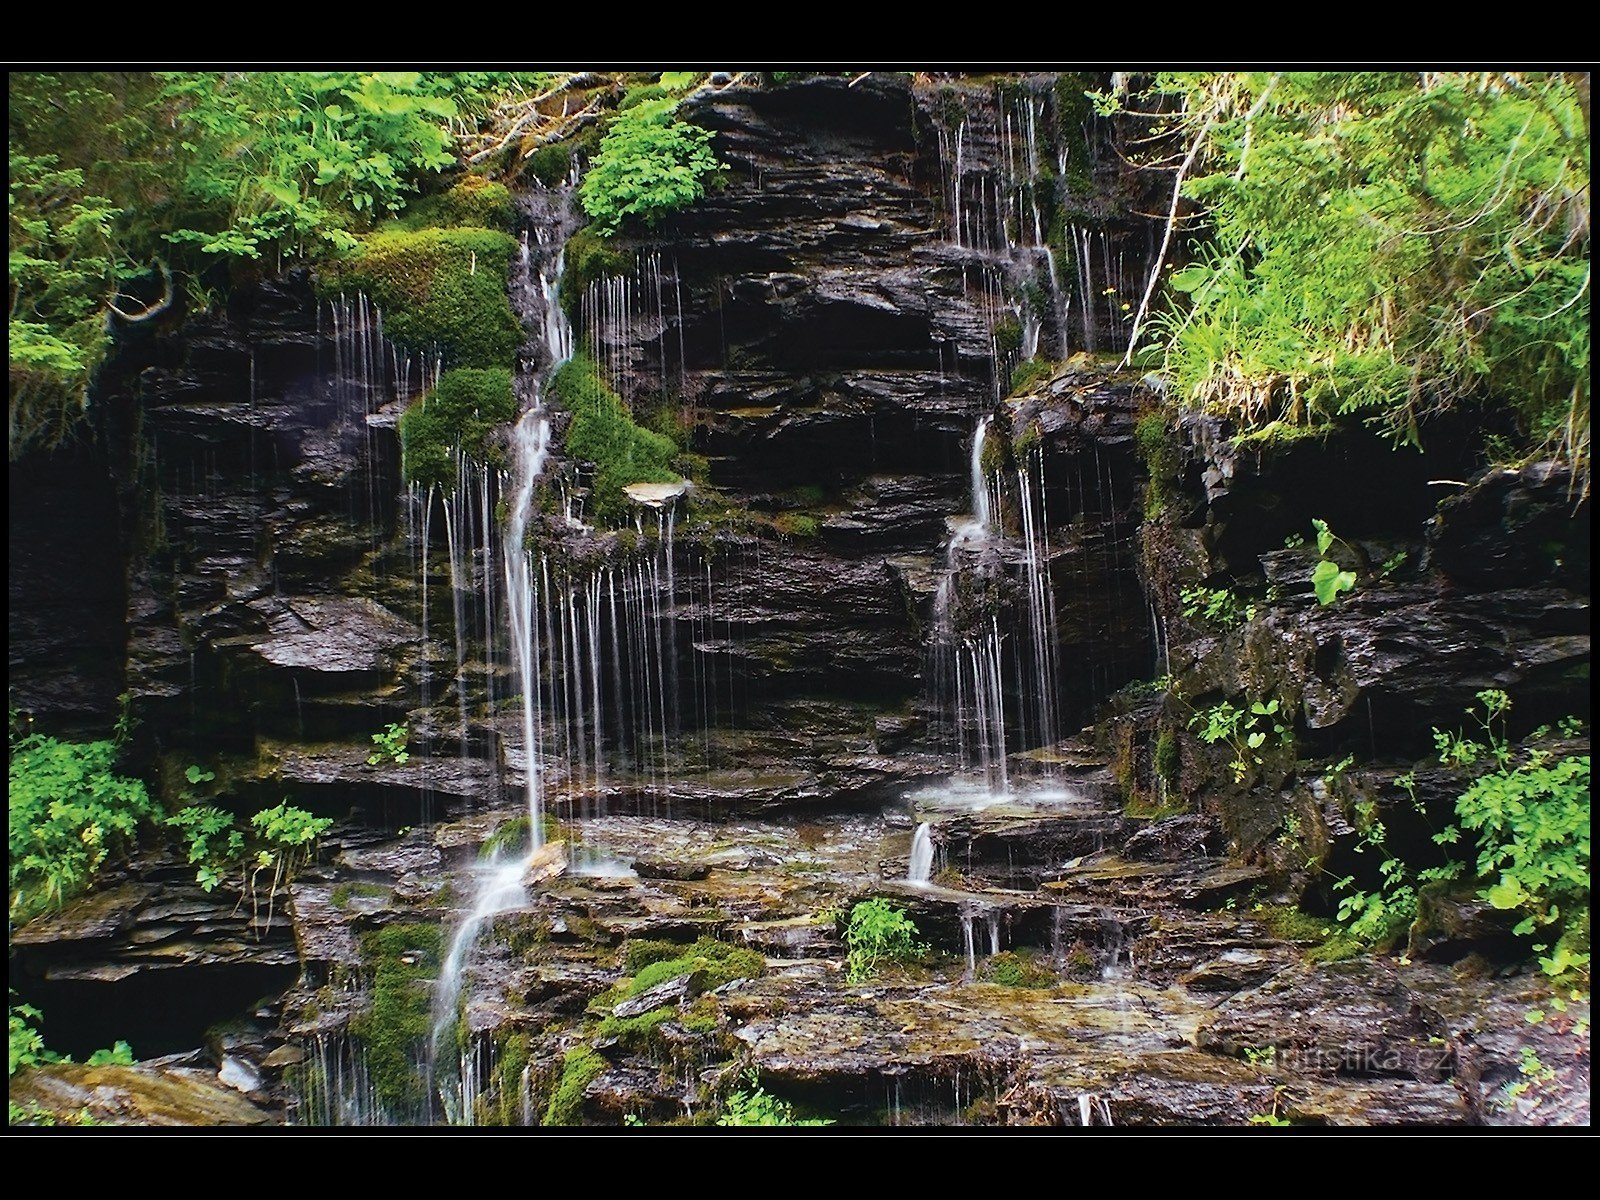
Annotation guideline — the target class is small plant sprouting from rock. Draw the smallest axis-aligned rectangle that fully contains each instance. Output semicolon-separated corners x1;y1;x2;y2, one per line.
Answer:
1332;691;1590;979
1189;697;1293;782
1310;518;1357;605
717;1069;833;1126
1180;585;1255;630
369;722;410;766
843;898;926;983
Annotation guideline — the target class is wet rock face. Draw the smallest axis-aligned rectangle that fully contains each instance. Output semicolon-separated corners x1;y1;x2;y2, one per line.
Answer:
8;440;129;731
8;871;299;1059
86;272;420;761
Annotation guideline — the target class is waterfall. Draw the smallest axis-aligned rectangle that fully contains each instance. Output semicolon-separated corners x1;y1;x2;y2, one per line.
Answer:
930;411;1065;788
427;190;574;1124
429;850;528;1124
907;823;934;885
931;417;1009;791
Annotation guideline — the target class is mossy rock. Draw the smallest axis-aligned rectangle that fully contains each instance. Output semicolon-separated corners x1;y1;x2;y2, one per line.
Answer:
543;1045;605;1126
393;176;516;231
980;950;1055;989
558;227;628;323
349;923;442;1114
553;355;682;525
527;143;574;188
317;226;520;367
398;367;515;489
621;936;765;992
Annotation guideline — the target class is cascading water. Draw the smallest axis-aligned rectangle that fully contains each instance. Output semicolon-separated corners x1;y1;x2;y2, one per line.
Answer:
930;414;1064;790
931;417;1009;790
907;823;934;885
426;192;574;1124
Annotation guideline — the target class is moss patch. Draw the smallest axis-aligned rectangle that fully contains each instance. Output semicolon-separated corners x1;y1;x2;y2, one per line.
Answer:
621;936;765;993
490;1030;532;1127
558;227;628;322
543;1045;605;1126
398;366;515;489
980;950;1056;989
553;355;681;526
1253;903;1364;963
1009;357;1056;396
349;923;441;1114
1134;409;1180;520
392;176;516;231
318;226;520;366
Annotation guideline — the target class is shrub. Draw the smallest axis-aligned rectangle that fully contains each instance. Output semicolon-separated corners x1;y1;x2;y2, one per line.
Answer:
578;97;722;234
8;731;156;921
844;898;926;983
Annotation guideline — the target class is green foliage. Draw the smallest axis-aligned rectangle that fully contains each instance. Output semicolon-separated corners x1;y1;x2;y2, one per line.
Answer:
844;898;927;983
1443;692;1589;962
84;1041;134;1067
1144;72;1589;477
717;1070;833;1126
155;71;504;260
1309;519;1357;605
351;923;441;1113
317;226;520;366
10;996;59;1076
1008;357;1055;396
243;802;334;933
1334;691;1589;972
1180;585;1255;630
8;730;157;921
164;805;243;892
11;994;133;1080
578;97;723;235
367;722;412;766
552;355;682;525
398;368;515;490
544;1045;605;1126
7;71;528;458
1189;697;1293;782
8;151;120;457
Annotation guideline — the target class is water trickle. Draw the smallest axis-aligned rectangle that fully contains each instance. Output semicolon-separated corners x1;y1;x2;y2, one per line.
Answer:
429;851;528;1122
907;823;934;885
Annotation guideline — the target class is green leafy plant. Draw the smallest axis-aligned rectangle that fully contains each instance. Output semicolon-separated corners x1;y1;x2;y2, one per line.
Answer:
1444;692;1589;972
717;1070;833;1126
247;802;334;931
10;995;59;1077
1309;519;1357;605
8;730;157;921
843;898;926;983
1333;692;1589;972
1189;697;1293;782
578;95;722;234
368;722;412;766
1139;72;1589;484
164;805;244;892
1180;585;1255;630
